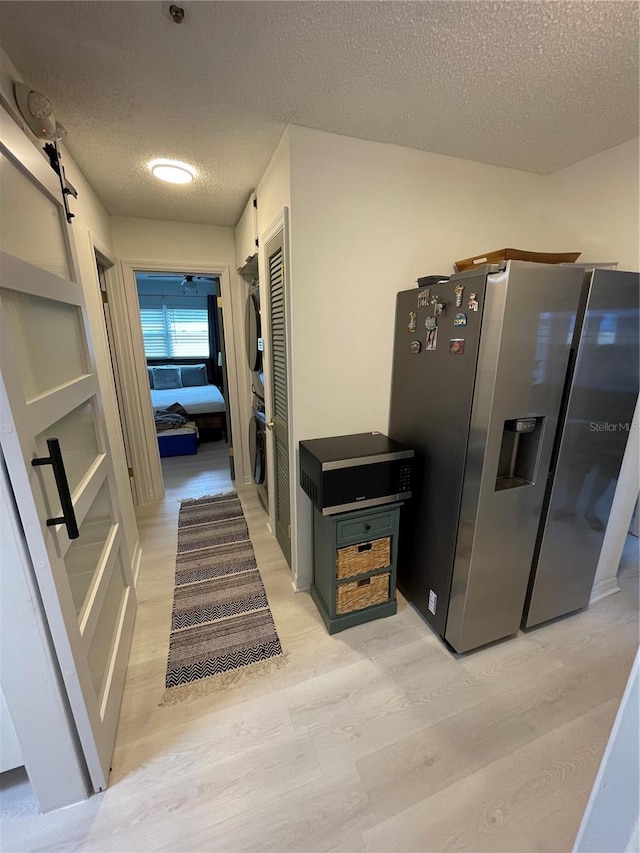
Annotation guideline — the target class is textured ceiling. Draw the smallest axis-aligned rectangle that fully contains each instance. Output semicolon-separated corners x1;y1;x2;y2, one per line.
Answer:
0;1;637;226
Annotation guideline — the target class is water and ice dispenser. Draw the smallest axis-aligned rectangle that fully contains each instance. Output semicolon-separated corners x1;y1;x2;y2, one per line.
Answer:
495;417;545;491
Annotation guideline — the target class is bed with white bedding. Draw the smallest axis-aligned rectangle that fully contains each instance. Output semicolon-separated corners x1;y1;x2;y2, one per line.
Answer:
149;362;227;439
150;384;226;414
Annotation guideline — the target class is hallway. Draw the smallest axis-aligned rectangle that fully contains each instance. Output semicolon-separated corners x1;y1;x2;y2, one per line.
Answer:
1;454;637;851
159;439;234;502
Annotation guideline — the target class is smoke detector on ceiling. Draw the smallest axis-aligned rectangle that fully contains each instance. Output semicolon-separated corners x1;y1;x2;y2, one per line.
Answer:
14;82;66;141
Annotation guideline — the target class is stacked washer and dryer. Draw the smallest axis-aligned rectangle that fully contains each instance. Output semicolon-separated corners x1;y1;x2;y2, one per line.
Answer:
245;282;268;510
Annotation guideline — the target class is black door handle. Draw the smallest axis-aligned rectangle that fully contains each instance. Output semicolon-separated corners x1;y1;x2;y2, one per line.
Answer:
32;438;80;539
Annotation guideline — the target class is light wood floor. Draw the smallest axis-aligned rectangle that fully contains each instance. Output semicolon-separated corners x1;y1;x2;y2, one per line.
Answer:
2;442;638;852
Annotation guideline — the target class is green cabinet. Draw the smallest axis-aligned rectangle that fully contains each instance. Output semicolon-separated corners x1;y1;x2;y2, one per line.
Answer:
310;503;402;634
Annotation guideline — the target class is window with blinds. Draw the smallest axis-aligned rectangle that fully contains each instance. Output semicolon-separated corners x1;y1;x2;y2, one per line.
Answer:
139;305;210;358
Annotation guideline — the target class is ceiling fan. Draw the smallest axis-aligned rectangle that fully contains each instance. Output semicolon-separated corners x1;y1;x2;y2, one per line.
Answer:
136;272;218;294
138;273;217;280
181;275;199;294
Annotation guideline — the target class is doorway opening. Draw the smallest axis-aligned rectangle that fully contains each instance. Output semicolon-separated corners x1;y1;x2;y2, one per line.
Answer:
135;270;233;493
97;257;248;509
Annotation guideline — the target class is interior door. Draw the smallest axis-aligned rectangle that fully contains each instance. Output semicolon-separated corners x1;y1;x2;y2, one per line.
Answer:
0;112;136;792
266;230;291;565
96;257;137;503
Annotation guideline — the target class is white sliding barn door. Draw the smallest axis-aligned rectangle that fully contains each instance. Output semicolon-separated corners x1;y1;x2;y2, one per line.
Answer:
0;112;136;792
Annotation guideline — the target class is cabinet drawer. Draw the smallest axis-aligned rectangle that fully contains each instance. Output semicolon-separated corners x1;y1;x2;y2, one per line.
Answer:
336;537;390;579
336;572;390;615
336;510;395;545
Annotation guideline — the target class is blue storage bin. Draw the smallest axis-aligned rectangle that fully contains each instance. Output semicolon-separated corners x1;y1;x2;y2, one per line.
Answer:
157;423;198;457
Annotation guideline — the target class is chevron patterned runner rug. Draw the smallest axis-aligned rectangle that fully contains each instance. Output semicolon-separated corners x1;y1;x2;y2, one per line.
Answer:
161;492;286;705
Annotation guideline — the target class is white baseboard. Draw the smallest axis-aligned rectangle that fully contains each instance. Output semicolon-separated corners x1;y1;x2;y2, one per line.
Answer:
589;576;621;605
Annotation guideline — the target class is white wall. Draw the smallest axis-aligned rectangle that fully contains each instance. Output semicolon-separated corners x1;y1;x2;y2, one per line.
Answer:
111;216;237;267
543;137;640;272
256;129;291;241
111;216;252;484
286;126;551;587
287;126;551;443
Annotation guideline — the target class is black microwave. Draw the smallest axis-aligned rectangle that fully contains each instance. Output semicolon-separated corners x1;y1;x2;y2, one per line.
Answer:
299;432;414;515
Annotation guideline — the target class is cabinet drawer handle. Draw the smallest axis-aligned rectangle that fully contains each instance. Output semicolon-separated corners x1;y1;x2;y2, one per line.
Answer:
364;523;371;531
357;578;371;587
357;542;372;553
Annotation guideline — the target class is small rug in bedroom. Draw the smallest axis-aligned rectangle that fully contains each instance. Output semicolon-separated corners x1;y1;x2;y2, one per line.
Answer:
161;492;286;705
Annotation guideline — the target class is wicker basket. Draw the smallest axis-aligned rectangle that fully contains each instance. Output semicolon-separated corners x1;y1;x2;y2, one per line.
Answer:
336;537;391;579
336;572;390;615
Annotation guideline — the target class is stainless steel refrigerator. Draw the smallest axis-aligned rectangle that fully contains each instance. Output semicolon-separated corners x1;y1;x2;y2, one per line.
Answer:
389;261;637;653
523;268;639;627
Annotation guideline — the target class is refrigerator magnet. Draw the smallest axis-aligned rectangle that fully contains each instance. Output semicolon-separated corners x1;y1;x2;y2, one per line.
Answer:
468;292;479;312
449;338;465;355
408;311;417;333
425;315;437;331
426;328;438;351
454;312;467;327
454;284;464;307
410;340;422;354
417;289;430;308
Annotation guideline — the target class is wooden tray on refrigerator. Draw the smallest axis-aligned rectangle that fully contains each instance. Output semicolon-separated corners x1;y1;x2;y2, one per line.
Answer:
454;248;581;272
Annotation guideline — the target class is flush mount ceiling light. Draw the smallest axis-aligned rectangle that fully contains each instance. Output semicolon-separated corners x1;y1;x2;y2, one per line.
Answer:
149;159;195;184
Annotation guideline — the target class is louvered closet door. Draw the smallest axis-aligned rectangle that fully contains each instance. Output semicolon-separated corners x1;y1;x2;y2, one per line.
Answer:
266;231;291;566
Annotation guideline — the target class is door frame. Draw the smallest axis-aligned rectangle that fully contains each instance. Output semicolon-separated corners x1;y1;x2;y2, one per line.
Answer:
105;258;248;503
90;235;138;505
259;208;300;587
